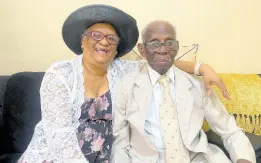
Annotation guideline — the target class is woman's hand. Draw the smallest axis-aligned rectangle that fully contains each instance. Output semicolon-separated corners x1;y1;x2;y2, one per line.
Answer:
199;64;232;100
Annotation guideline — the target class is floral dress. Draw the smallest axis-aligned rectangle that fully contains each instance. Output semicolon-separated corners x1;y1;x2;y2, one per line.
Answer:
77;91;112;163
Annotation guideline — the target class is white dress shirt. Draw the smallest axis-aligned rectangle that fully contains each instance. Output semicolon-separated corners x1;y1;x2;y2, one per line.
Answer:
144;65;190;163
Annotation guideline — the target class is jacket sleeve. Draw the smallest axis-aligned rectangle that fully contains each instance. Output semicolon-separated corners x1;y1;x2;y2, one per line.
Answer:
203;88;256;163
18;67;88;163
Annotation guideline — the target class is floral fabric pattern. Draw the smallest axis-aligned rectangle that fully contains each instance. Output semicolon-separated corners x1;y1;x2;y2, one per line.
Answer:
77;91;112;163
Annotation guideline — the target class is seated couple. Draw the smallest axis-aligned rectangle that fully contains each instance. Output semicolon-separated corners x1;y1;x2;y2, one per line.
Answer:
19;4;255;163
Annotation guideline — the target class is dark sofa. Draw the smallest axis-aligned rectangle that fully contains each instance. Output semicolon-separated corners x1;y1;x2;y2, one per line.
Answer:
0;72;260;163
0;72;44;163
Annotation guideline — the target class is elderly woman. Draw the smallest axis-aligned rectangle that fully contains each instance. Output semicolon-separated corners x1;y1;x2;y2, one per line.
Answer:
19;4;230;163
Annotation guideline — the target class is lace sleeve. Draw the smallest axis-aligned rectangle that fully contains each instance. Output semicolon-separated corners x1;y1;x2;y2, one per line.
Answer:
20;69;88;163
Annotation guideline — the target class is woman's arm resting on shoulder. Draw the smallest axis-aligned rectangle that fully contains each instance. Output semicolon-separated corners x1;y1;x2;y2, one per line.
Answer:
174;60;231;100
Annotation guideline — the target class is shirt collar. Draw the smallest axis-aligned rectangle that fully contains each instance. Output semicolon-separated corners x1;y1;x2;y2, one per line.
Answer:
148;65;175;85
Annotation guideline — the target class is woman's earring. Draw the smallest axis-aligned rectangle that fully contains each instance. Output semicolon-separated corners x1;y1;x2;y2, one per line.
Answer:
81;44;83;49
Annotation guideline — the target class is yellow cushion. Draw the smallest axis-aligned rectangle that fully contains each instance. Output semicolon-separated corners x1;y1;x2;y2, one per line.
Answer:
202;74;261;136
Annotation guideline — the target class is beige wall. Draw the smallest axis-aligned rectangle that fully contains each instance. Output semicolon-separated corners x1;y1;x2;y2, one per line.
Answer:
1;0;261;75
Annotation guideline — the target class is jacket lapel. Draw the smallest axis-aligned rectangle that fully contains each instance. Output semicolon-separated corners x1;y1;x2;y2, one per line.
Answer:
173;67;195;147
132;64;157;150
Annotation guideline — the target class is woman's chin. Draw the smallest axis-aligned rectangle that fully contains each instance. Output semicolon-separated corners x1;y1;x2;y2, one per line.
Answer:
94;58;111;65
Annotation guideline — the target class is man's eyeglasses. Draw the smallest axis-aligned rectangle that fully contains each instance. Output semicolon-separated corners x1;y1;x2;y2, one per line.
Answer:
144;40;179;51
83;31;120;45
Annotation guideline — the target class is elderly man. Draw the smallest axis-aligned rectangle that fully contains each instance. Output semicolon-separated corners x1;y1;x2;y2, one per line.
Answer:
112;20;255;163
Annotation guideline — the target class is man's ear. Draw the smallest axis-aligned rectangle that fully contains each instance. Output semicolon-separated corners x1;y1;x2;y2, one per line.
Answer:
137;43;145;58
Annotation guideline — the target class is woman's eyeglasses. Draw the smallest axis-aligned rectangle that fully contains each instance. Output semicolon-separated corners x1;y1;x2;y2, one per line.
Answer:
83;31;120;45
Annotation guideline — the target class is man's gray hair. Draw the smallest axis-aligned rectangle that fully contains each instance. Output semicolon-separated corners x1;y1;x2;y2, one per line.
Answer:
141;20;177;43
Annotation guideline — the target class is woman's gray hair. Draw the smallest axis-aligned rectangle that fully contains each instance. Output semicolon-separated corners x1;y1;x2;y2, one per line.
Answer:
81;29;89;42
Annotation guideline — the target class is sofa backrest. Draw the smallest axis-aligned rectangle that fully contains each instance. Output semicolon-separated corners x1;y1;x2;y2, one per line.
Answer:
0;72;45;155
0;76;10;128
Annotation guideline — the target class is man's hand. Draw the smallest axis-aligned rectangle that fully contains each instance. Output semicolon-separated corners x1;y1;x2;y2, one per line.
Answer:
237;159;252;163
199;64;232;100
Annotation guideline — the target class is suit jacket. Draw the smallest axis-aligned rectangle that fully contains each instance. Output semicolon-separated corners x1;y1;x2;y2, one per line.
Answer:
112;63;256;163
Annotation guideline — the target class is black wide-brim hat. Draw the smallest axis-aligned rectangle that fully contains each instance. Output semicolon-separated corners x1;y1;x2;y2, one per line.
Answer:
62;4;139;58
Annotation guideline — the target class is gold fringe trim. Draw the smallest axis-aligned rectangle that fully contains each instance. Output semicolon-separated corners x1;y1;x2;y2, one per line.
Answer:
202;114;261;135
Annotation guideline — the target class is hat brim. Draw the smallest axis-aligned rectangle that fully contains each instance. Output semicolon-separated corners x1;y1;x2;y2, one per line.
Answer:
62;4;139;58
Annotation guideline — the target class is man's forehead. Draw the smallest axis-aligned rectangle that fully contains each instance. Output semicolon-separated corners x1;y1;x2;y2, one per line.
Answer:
148;26;175;34
146;26;175;40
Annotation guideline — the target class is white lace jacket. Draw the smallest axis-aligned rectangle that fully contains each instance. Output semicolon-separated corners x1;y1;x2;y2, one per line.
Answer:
19;55;145;163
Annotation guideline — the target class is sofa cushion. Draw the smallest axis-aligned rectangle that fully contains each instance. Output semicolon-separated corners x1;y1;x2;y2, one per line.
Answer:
0;72;44;156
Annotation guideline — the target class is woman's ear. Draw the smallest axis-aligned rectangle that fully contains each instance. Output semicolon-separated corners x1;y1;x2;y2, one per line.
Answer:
137;43;145;58
81;38;85;49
